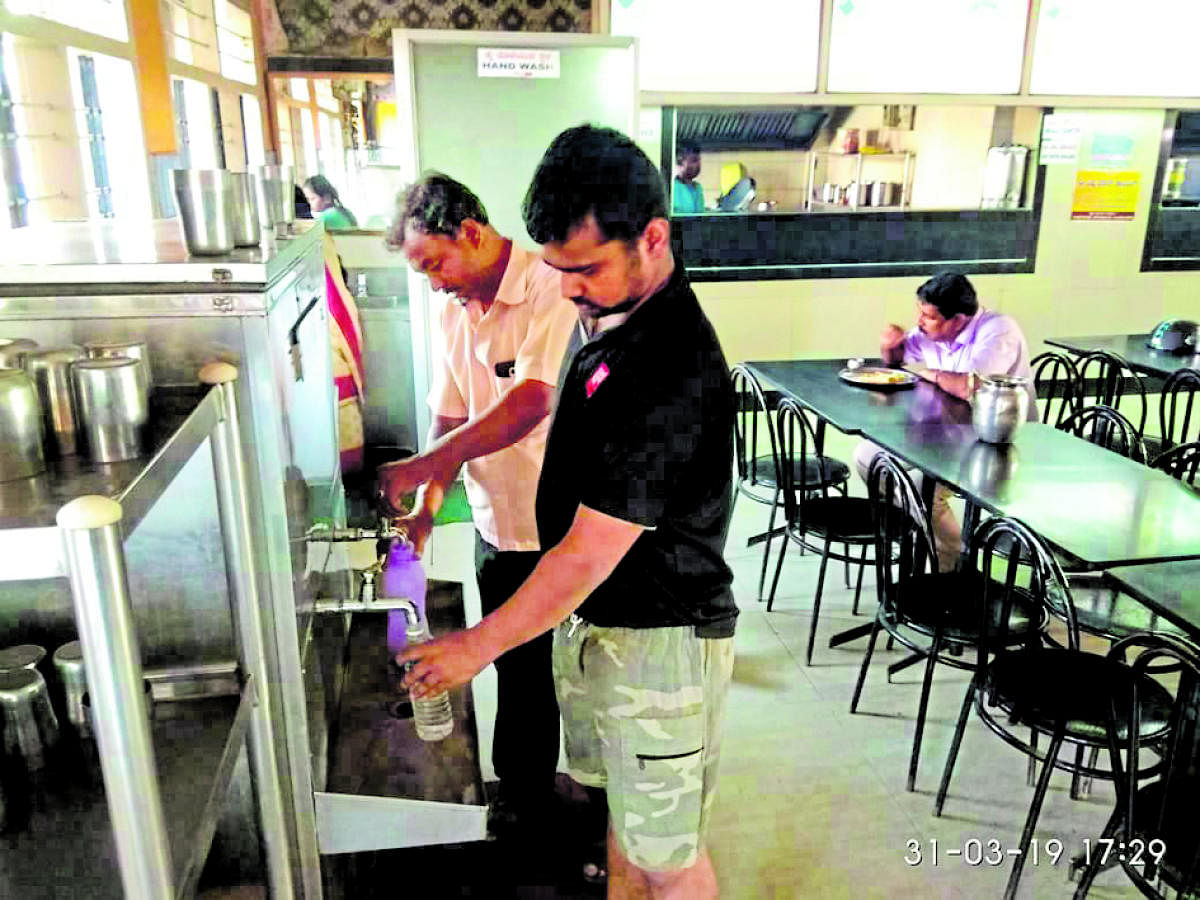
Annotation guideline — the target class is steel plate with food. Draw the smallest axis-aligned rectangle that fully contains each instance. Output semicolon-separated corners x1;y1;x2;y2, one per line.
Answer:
838;366;918;390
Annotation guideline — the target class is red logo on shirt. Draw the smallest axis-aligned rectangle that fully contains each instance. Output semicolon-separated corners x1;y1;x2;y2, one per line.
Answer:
585;362;610;398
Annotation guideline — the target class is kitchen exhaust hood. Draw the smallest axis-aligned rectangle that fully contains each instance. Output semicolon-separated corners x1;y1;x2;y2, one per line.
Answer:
676;106;849;151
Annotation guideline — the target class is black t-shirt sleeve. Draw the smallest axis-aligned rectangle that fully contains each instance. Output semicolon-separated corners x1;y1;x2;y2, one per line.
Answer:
580;369;706;528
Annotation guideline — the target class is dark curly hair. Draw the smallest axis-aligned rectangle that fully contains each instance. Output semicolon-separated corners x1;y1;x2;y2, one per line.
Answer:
522;124;666;246
387;172;489;249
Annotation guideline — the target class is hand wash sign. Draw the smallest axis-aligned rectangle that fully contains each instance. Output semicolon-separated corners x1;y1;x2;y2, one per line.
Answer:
478;48;561;80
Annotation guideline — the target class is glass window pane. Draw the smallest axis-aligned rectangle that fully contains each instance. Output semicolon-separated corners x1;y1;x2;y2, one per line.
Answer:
5;0;129;43
215;0;256;85
241;94;266;167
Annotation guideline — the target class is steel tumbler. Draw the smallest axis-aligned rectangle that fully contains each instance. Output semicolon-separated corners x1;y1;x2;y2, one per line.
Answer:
82;339;152;393
72;357;149;463
230;172;262;246
52;641;87;737
0;368;46;481
172;168;236;256
24;346;84;457
254;164;295;230
0;668;59;771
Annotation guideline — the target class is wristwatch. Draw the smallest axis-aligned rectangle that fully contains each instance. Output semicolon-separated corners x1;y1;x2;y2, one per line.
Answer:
967;371;979;396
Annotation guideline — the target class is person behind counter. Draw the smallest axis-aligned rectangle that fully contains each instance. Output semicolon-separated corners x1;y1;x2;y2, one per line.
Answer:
379;172;578;844
302;175;358;229
854;271;1033;571
672;140;705;214
398;124;738;900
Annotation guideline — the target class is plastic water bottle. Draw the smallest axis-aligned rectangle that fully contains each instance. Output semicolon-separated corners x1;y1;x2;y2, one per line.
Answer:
405;622;454;742
382;538;427;656
379;538;452;741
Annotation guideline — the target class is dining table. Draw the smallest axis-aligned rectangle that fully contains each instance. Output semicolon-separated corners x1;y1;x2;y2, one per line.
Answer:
746;358;1200;570
1102;560;1200;640
744;357;1200;653
1045;333;1200;379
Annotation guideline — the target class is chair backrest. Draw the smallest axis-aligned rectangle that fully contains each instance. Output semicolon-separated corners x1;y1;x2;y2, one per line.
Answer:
970;516;1077;662
1151;440;1200;488
1106;632;1200;897
866;453;939;614
1159;367;1200;451
1060;404;1149;465
775;397;827;525
730;365;778;490
1077;350;1148;437
1030;351;1081;427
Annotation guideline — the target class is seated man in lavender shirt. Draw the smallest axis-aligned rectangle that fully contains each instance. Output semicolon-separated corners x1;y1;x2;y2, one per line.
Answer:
853;271;1033;571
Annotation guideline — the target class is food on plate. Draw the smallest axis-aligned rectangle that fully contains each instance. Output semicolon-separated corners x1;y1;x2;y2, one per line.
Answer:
852;369;911;385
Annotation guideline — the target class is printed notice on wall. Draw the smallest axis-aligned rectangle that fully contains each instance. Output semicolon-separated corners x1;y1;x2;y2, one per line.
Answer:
478;48;560;79
1039;114;1082;164
1071;170;1140;220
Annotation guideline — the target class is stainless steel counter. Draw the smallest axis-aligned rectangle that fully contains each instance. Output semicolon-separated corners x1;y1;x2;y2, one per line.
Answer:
0;219;322;289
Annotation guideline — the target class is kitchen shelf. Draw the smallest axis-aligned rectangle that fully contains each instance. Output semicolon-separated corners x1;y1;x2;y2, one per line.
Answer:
0;686;251;899
805;149;914;212
0;385;217;582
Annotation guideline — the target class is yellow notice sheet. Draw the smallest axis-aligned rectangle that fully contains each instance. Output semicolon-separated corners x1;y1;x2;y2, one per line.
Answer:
1071;170;1140;220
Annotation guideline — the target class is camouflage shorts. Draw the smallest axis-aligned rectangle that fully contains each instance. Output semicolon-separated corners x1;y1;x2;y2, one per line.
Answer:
551;615;735;872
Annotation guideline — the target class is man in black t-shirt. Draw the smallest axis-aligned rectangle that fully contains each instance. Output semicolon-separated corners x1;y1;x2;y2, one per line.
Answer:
399;125;737;898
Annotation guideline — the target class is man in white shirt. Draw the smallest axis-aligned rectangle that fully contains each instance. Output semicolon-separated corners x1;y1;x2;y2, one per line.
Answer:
856;271;1033;570
380;172;579;836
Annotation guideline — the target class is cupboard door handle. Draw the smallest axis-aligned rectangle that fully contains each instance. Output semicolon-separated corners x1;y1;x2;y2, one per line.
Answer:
289;295;322;381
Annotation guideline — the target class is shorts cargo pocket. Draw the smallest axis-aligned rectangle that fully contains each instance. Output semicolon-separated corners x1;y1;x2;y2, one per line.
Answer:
610;712;706;872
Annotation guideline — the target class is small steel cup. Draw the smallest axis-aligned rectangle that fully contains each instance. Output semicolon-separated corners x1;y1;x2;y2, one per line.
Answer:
230;172;261;247
0;368;46;481
0;338;38;370
72;357;149;463
82;339;152;393
24;346;84;457
254;164;295;229
52;641;87;736
172;168;236;256
0;668;59;771
0;644;45;673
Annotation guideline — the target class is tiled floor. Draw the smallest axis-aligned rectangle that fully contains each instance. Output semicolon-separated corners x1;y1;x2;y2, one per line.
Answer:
708;433;1142;899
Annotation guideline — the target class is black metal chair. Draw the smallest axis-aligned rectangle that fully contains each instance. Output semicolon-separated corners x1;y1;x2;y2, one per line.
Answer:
768;397;875;665
1158;367;1200;452
1059;404;1149;466
1060;438;1199;712
1150;439;1200;487
730;365;850;601
1071;632;1200;899
850;454;1046;792
1076;350;1150;441
1031;350;1081;427
934;517;1175;900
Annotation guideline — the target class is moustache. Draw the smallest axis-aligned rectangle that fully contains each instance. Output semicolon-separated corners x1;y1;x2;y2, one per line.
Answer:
570;295;641;318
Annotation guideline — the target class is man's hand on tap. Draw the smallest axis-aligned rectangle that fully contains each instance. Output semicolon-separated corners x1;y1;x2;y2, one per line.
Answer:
399;505;435;557
378;450;454;512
